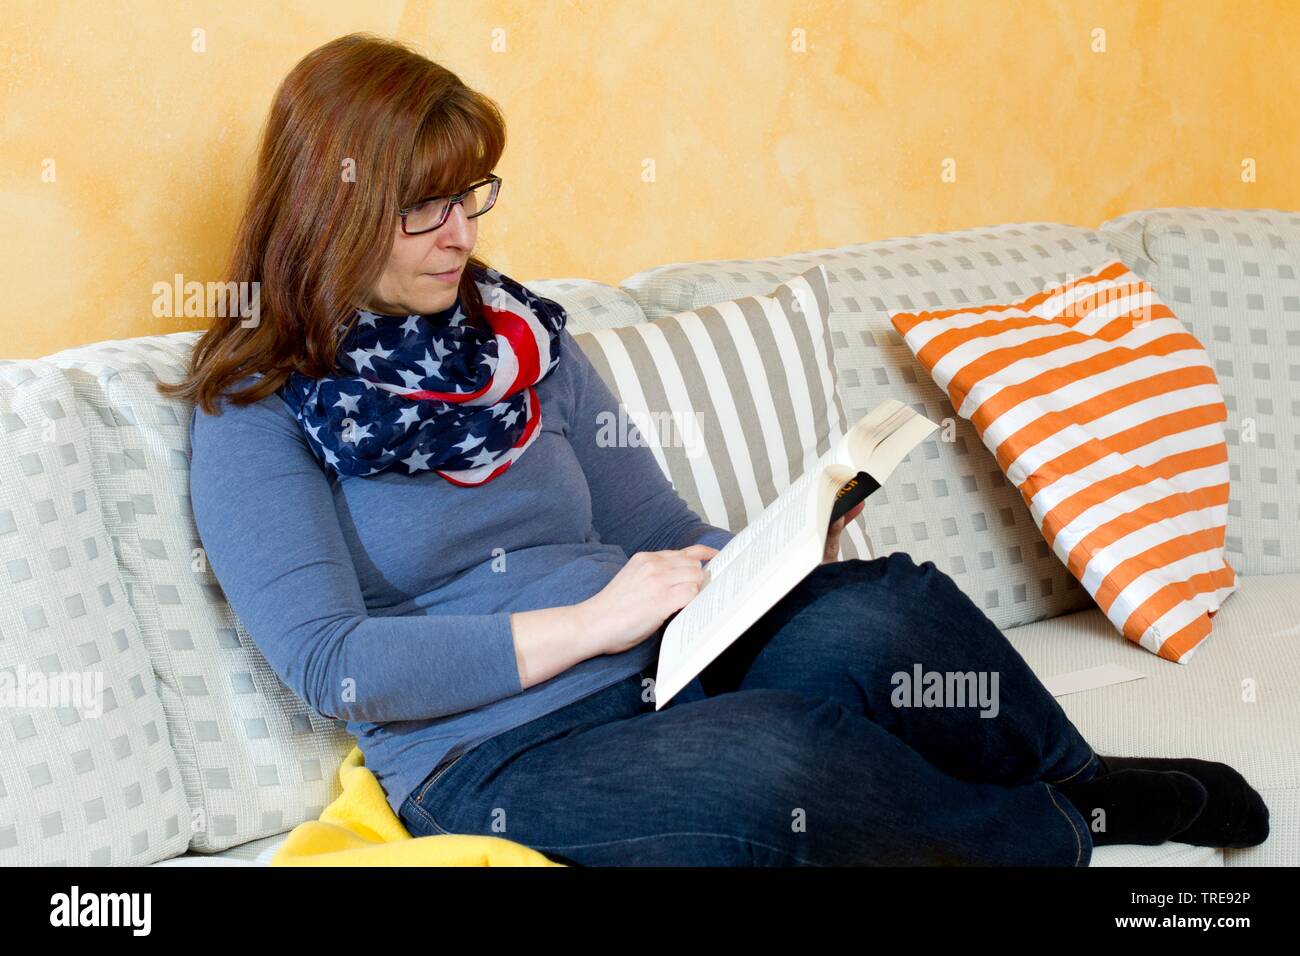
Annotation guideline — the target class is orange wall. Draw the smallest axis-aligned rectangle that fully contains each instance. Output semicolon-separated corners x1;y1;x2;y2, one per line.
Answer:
3;0;1297;357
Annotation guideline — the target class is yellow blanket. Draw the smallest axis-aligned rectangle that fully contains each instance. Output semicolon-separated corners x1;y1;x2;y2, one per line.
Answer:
271;746;565;867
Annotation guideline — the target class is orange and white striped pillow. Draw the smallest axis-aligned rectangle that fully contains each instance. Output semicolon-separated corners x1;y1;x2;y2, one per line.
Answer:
891;260;1237;662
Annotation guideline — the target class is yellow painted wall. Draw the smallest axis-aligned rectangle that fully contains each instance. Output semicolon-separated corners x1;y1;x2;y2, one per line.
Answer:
3;0;1297;357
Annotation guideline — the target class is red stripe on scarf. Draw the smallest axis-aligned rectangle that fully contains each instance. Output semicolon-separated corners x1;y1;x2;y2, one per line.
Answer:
400;304;541;404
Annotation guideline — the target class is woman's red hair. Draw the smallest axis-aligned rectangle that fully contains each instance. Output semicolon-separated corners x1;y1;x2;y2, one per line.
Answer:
158;32;507;414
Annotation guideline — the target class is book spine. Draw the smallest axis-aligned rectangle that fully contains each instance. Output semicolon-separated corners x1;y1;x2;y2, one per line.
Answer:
828;471;881;526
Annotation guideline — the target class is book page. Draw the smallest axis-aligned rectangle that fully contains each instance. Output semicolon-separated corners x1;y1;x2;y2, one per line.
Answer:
676;430;833;582
862;406;940;481
662;461;823;654
833;400;908;469
652;400;939;709
836;399;939;478
654;467;826;706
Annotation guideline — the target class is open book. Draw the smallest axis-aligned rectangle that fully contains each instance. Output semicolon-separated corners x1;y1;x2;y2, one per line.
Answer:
652;399;940;710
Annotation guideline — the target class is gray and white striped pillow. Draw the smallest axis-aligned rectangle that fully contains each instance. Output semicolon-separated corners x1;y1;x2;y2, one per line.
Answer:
573;263;872;560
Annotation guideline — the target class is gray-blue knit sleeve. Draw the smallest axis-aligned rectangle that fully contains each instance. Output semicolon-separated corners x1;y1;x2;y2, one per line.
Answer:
187;392;522;723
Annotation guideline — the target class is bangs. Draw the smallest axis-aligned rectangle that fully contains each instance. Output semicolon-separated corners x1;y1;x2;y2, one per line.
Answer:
401;107;499;206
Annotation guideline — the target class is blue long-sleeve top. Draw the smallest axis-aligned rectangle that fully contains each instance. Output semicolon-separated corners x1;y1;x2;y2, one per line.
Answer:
188;326;736;815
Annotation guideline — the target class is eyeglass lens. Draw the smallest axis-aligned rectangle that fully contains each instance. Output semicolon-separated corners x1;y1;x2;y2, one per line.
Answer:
404;180;497;233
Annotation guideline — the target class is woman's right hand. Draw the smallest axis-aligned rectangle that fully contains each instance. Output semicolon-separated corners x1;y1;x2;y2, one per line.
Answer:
578;544;718;656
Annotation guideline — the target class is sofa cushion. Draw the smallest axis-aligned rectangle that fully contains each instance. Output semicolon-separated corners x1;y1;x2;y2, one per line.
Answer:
1100;207;1300;576
524;278;649;333
620;223;1129;631
1004;571;1299;866
892;259;1237;662
0;360;190;865
574;263;871;559
148;829;289;866
38;334;354;852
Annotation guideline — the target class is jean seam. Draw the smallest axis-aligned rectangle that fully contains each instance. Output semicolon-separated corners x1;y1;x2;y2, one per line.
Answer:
1043;748;1100;787
1044;783;1089;867
400;796;455;837
526;829;824;866
414;751;467;806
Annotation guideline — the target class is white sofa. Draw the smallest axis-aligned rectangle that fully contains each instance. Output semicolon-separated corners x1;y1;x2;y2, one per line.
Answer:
1;206;1294;867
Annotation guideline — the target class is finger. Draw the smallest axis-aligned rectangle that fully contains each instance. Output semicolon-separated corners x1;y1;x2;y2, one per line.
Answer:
672;564;709;584
667;579;705;609
665;574;707;598
679;544;720;560
643;546;711;566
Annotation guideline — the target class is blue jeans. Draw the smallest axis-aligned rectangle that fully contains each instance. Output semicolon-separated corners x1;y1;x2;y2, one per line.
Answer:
398;553;1101;865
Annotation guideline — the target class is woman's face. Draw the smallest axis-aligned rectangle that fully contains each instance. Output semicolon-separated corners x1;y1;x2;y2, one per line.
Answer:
363;201;477;317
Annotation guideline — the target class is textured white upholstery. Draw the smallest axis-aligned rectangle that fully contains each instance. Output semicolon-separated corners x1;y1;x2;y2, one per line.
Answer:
0;361;191;865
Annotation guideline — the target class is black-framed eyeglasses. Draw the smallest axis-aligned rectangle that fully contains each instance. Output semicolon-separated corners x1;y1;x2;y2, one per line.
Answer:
399;175;502;235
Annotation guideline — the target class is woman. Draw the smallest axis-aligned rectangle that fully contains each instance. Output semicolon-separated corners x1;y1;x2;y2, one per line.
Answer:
166;32;1268;866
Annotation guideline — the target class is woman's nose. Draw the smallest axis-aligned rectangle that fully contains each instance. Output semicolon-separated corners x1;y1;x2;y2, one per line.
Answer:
437;202;477;244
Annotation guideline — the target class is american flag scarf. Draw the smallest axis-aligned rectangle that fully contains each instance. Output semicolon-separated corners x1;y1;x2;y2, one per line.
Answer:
278;264;567;485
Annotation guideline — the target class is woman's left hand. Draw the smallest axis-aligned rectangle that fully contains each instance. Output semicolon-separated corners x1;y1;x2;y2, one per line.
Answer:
822;501;866;565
